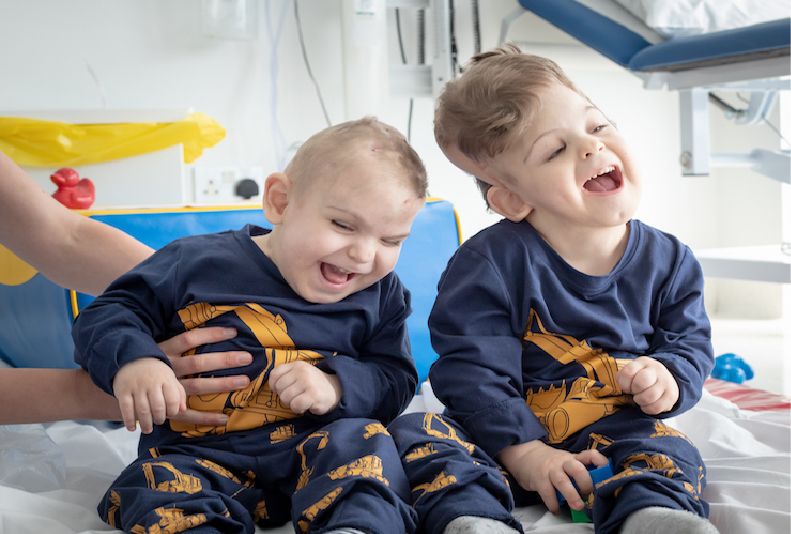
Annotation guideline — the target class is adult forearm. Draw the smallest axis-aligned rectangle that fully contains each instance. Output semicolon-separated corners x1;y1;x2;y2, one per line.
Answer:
0;151;152;295
0;368;120;424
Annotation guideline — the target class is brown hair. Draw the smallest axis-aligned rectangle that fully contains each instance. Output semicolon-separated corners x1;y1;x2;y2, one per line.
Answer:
286;117;428;199
434;44;585;199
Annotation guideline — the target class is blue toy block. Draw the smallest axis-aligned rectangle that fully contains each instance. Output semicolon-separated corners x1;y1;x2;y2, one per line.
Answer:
556;459;615;523
711;353;754;384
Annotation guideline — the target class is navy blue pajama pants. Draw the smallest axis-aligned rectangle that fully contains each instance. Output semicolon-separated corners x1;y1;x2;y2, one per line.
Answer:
389;409;708;534
100;417;417;534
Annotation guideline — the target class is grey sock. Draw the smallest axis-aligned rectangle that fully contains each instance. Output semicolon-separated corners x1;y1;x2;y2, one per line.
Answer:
324;530;368;534
621;507;719;534
444;516;520;534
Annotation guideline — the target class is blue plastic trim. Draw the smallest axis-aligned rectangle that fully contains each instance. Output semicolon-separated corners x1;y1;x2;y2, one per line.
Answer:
517;0;651;66
629;18;791;72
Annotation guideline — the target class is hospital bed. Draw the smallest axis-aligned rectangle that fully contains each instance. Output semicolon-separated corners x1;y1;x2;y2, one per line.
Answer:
1;197;789;533
501;0;791;182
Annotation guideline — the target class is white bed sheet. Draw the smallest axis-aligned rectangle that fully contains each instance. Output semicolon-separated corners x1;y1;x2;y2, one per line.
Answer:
612;0;790;38
0;389;788;534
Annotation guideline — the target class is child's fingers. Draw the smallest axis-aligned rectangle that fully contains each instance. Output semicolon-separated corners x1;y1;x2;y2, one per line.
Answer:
630;368;658;394
287;392;314;415
268;362;294;386
558;462;587;510
617;357;655;393
276;381;307;411
134;392;153;434
118;395;137;432
162;381;185;417
148;387;167;425
615;362;640;392
639;389;676;415
535;478;562;514
633;383;663;406
575;448;608;467
555;481;584;511
564;460;595;500
269;365;299;394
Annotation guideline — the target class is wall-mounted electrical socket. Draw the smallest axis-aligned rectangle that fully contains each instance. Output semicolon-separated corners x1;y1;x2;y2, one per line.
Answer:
192;166;264;204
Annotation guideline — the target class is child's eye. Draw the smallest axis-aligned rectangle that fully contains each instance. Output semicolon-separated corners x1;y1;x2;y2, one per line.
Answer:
592;124;608;133
382;239;403;247
332;220;353;231
547;145;565;161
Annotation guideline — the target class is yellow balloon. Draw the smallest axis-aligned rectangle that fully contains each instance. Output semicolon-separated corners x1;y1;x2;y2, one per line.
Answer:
0;244;37;286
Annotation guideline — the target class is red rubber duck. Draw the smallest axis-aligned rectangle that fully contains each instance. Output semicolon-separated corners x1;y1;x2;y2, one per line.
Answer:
50;168;95;209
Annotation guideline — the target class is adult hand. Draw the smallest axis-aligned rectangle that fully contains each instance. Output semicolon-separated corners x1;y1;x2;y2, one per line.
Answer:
157;327;252;425
499;440;608;513
269;361;342;416
616;355;679;415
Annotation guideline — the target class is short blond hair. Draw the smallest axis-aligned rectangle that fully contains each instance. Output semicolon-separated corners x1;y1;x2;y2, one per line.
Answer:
434;44;585;198
286;117;428;199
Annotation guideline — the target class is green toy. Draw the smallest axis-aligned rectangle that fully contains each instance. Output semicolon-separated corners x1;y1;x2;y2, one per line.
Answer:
557;459;615;523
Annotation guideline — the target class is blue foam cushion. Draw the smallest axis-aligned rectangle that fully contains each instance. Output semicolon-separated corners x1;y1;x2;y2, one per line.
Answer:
1;201;460;385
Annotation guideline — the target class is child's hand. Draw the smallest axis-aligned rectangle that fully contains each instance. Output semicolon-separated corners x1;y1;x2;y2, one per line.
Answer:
499;440;608;513
616;355;679;415
269;362;342;416
112;357;186;433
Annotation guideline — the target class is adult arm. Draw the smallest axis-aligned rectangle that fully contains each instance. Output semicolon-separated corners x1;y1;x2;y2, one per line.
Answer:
0;326;251;425
0;153;250;424
0;151;151;296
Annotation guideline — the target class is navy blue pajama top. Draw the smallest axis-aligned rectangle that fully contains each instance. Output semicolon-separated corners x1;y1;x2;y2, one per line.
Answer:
428;219;713;457
73;225;417;442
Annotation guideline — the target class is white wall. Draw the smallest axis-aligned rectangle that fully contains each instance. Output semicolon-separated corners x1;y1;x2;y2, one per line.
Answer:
0;0;785;323
0;0;344;167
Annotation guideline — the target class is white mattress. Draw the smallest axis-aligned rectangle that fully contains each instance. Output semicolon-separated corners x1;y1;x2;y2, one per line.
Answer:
612;0;790;37
576;0;789;42
0;388;788;533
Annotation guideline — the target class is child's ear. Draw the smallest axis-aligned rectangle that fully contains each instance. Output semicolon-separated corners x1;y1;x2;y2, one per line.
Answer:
486;185;533;222
261;172;291;224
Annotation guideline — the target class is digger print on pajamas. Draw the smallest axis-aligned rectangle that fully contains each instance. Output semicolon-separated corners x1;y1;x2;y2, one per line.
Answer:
389;219;715;534
74;226;418;533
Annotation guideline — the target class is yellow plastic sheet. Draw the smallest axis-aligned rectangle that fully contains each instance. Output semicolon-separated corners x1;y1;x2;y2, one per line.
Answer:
0;112;225;167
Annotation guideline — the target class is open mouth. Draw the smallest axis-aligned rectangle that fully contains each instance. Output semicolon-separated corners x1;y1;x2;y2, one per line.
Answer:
320;262;356;286
583;165;623;193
